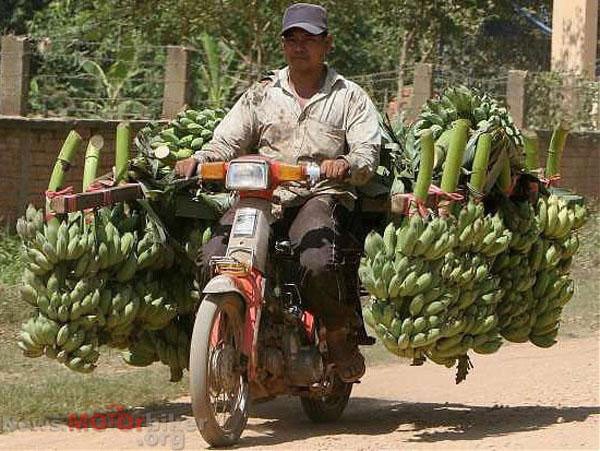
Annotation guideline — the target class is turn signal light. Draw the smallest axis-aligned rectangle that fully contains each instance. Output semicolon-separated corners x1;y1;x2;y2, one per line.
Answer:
275;163;304;182
200;162;226;180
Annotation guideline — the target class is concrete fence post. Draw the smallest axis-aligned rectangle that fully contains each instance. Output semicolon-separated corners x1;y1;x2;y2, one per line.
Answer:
408;63;433;121
0;35;31;116
506;70;527;129
161;46;192;119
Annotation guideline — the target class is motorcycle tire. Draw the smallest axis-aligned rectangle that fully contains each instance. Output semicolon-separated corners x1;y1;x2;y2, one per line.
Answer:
300;377;353;423
190;293;249;447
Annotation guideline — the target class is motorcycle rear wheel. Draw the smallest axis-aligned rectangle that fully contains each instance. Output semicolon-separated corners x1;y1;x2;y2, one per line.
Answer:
190;294;249;447
300;377;353;423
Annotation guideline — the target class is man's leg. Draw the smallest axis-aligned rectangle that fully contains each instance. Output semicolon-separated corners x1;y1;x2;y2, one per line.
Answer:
288;195;365;382
197;208;236;286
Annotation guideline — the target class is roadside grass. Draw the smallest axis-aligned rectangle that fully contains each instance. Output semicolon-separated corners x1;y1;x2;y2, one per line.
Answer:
0;286;189;430
0;203;598;428
0;341;189;432
0;225;25;286
560;201;600;337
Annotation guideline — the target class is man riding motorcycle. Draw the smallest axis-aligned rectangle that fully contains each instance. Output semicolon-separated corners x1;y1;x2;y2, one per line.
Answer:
175;2;381;383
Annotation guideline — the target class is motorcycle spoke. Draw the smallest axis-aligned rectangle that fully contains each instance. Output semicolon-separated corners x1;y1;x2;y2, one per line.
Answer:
207;305;245;431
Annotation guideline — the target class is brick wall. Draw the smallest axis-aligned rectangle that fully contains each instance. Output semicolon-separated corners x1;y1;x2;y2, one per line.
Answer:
0;117;150;224
536;130;600;198
0;117;598;224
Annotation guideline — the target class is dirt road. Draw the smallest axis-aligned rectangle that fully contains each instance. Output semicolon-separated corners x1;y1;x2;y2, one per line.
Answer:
1;335;598;450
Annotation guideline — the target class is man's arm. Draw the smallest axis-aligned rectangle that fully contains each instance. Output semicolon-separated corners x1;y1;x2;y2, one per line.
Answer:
339;87;381;185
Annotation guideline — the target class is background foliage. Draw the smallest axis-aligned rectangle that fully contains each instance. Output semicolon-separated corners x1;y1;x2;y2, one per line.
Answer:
3;0;598;127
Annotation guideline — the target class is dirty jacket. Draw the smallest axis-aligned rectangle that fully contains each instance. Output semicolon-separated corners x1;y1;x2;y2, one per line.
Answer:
195;65;381;208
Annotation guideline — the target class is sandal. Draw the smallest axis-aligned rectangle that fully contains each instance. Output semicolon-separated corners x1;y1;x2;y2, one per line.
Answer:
326;328;366;383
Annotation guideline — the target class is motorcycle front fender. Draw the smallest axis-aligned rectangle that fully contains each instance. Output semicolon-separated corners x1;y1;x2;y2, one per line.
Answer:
202;272;264;381
202;274;249;303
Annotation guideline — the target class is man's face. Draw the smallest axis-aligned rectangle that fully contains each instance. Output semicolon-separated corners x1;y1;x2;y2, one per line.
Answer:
281;28;333;73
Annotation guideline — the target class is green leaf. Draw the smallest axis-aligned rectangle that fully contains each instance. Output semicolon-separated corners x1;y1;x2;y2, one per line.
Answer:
81;60;109;91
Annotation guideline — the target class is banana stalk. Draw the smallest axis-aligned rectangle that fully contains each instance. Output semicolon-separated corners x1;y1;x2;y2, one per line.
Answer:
83;135;104;191
115;122;131;183
470;133;491;193
48;130;83;192
440;119;470;193
498;157;512;194
545;121;569;177
522;129;539;171
414;130;434;203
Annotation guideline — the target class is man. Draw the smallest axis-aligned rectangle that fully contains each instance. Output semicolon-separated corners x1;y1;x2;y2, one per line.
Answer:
175;2;381;382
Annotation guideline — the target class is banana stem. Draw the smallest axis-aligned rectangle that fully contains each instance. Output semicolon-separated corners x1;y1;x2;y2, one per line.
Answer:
440;119;470;193
115;122;131;183
470;133;491;193
414;130;434;203
48;130;83;192
545;121;569;177
498;157;512;194
83;135;104;191
522;129;540;171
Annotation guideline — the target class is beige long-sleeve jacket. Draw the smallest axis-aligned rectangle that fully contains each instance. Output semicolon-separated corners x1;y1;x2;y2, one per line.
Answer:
195;66;381;208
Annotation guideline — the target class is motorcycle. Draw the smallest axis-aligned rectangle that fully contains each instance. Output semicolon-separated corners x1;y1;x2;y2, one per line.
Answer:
188;156;374;446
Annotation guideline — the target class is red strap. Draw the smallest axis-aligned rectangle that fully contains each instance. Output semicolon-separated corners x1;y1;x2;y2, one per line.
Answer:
540;174;561;188
86;178;115;192
394;193;428;217
45;186;75;199
428;184;465;202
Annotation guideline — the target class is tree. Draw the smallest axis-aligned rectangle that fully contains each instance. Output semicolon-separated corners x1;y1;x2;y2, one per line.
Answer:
16;0;556;117
0;0;48;34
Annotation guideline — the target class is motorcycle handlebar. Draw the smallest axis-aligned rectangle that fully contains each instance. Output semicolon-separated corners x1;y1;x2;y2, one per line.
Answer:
173;160;324;187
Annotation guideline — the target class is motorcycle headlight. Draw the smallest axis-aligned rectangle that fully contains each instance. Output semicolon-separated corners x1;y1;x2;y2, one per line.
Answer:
225;160;270;190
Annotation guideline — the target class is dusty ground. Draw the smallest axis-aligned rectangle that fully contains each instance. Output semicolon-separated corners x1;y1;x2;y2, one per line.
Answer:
1;335;598;450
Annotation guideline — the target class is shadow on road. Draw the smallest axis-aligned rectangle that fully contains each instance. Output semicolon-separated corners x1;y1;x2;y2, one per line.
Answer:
47;395;598;446
233;396;599;448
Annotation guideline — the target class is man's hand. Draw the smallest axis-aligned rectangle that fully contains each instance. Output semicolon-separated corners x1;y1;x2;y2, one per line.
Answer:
174;157;199;178
320;159;350;180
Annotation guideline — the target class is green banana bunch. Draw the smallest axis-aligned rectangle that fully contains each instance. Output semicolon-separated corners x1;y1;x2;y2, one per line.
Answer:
414;86;522;148
134;278;178;331
470;212;512;257
122;317;193;382
440;252;491;288
134;107;226;180
393;216;457;260
499;200;541;254
15;205;44;242
122;331;158;367
537;195;578;240
135;221;175;272
19;313;100;373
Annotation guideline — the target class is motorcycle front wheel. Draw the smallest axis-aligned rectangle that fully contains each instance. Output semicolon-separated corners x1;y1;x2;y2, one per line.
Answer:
190;293;249;447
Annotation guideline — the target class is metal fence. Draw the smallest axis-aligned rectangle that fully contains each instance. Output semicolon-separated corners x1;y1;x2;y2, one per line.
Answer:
26;37;166;119
1;35;599;131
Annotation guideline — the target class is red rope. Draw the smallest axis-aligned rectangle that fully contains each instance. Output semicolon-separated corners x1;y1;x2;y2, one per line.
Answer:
394;193;428;217
428;184;465;202
44;185;75;199
540;174;561;188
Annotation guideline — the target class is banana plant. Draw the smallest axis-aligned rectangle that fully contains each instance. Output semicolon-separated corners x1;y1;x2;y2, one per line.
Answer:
195;33;238;109
80;46;145;118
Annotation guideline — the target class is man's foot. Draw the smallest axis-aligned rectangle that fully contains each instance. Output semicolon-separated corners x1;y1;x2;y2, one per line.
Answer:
326;327;366;383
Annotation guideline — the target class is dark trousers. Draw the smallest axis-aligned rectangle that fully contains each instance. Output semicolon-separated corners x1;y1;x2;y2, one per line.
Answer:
201;195;359;329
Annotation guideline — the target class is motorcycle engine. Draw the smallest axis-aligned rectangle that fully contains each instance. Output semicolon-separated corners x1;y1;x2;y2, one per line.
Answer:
283;328;324;387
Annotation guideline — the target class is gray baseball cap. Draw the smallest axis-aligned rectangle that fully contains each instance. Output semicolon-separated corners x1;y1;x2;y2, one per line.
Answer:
282;3;328;35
